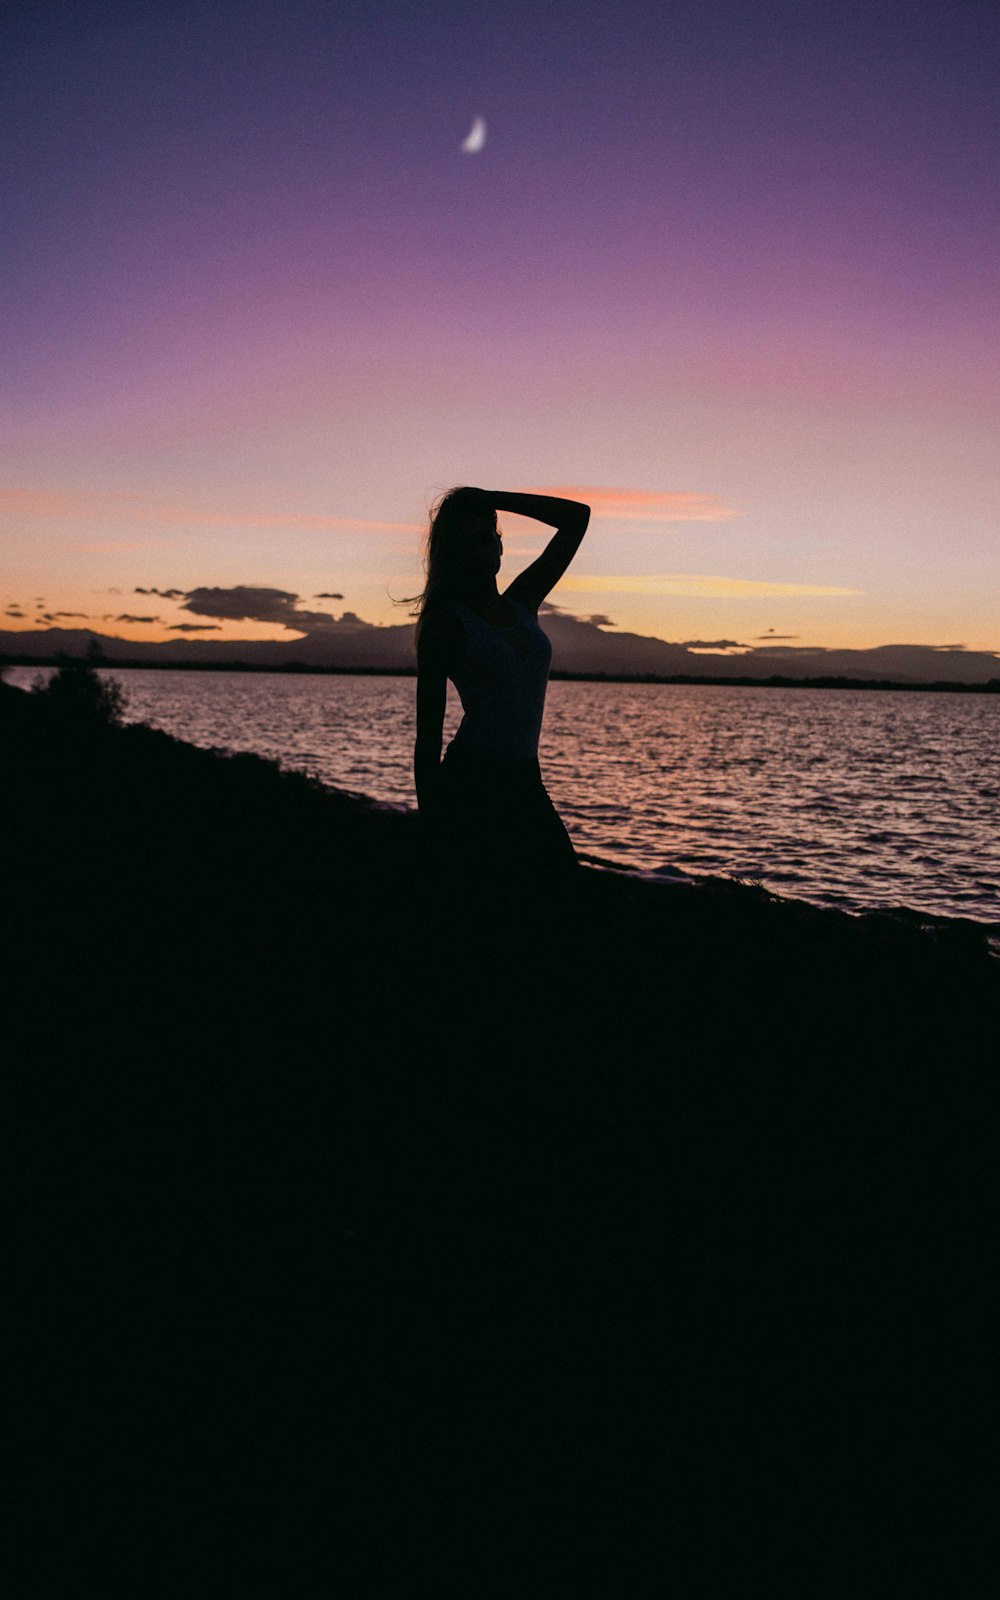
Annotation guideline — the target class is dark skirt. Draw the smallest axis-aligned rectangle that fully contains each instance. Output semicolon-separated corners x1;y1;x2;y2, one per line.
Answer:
423;742;578;898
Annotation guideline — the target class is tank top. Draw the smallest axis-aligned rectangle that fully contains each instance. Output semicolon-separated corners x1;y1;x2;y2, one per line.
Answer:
448;595;553;761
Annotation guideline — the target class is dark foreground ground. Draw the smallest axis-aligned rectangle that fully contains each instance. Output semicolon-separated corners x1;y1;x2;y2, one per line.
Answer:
5;669;998;1594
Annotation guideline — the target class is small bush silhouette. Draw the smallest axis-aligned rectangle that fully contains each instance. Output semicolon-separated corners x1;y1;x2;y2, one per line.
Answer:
33;643;127;724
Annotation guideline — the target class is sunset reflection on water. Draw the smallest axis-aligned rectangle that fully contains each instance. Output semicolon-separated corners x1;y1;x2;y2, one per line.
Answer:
12;669;999;925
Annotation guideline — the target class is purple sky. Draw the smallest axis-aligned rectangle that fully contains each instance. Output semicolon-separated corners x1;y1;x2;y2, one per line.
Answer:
4;0;999;653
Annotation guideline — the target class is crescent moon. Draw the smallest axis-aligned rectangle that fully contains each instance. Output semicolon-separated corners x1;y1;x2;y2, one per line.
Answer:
461;116;486;154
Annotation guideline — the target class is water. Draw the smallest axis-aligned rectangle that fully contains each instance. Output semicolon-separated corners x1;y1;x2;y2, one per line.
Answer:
12;666;1000;925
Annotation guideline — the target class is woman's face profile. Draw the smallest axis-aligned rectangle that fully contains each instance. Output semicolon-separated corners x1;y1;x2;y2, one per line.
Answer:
459;513;502;575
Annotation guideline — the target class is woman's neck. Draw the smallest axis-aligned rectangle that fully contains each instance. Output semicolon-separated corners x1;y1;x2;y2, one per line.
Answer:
455;576;500;607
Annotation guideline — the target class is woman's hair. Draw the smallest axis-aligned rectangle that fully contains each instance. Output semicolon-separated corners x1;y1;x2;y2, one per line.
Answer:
398;486;493;649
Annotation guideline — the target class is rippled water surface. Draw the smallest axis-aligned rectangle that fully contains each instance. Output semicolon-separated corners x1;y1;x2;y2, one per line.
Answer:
14;668;1000;923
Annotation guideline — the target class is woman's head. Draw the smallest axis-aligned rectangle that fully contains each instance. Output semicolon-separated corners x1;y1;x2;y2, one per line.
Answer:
429;486;500;570
405;486;503;643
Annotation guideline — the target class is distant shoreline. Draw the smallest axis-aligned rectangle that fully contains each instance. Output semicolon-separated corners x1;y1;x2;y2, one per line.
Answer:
4;653;999;694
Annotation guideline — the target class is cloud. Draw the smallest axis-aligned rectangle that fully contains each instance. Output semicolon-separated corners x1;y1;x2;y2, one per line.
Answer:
180;585;336;632
752;642;986;659
527;486;740;522
5;607;26;617
116;613;160;624
559;575;859;598
168;622;222;632
754;633;800;640
583;614;616;627
681;639;748;649
128;582;351;634
51;611;89;619
326;610;369;630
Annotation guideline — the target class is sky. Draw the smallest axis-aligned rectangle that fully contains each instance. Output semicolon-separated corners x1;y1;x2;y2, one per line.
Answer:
3;0;999;656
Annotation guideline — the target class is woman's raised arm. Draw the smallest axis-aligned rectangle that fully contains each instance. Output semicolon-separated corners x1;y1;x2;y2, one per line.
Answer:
485;489;590;611
487;490;590;531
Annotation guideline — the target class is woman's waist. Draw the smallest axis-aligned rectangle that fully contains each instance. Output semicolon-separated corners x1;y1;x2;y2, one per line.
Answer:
449;702;543;761
444;732;537;764
436;745;543;809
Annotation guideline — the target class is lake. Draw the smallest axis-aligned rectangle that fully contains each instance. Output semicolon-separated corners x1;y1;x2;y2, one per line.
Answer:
11;666;1000;925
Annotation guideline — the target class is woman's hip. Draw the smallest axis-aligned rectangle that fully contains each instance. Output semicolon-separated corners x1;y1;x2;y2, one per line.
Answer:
430;744;577;875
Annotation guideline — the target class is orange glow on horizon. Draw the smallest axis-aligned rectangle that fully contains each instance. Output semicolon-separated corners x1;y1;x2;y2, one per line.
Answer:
558;574;859;598
1;488;422;536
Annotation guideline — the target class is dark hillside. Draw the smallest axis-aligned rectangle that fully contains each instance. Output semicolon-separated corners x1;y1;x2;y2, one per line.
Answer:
4;669;997;1591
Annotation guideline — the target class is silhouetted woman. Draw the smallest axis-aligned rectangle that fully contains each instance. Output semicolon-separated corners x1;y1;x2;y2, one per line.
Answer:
413;487;590;897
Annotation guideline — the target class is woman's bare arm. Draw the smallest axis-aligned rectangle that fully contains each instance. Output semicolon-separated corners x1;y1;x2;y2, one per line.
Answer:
487;490;590;531
485;489;590;611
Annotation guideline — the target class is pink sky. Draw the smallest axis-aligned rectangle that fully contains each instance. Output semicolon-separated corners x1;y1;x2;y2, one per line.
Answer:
4;1;999;656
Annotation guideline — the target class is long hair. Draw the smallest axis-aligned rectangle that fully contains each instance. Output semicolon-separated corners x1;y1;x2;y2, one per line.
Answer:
398;486;493;650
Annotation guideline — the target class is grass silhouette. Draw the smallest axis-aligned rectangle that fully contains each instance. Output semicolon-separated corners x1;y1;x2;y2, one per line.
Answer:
5;663;997;1590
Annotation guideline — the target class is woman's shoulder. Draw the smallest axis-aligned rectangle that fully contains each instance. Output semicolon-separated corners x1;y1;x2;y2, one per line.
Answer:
421;597;463;634
417;600;465;667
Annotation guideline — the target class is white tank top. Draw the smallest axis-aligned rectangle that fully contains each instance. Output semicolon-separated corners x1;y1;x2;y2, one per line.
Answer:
448;596;553;761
